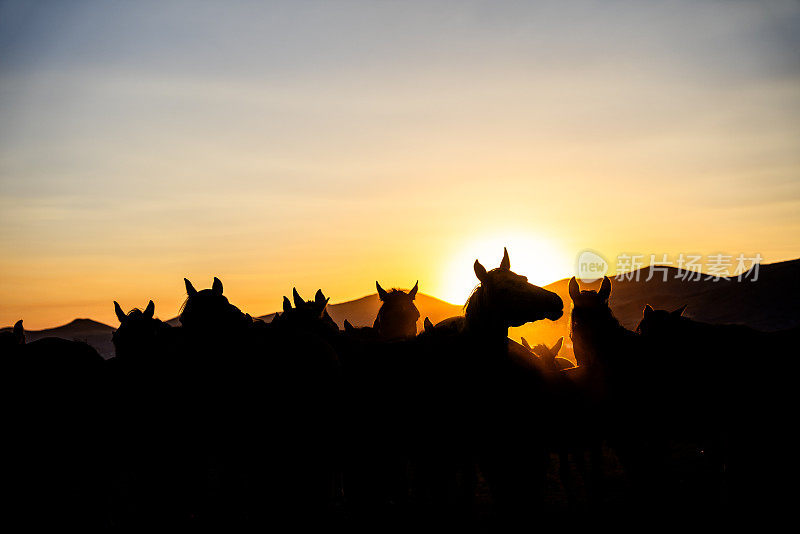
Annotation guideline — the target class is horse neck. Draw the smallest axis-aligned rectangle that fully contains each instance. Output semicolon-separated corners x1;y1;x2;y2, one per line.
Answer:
464;288;509;349
373;306;390;338
572;305;623;338
374;306;413;340
571;307;630;368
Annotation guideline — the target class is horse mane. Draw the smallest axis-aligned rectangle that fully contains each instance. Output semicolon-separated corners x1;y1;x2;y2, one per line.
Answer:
179;297;189;316
385;288;406;296
120;307;165;327
463;285;482;318
125;307;145;320
178;296;193;323
178;294;249;327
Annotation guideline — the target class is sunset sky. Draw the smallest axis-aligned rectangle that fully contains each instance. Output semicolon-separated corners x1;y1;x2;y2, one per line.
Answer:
1;0;799;328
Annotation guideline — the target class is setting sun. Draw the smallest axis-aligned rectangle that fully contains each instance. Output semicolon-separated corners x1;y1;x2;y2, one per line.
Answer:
438;233;571;304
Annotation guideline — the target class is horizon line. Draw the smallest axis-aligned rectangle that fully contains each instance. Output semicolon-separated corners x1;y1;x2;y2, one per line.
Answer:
6;256;794;332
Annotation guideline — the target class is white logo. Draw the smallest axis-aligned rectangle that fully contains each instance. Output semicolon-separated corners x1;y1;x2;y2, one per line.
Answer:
576;250;609;283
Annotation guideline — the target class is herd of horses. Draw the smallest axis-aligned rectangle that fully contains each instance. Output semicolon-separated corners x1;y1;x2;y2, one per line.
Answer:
0;248;793;526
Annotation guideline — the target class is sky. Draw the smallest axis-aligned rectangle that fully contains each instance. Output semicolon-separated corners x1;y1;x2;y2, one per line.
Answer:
1;0;799;328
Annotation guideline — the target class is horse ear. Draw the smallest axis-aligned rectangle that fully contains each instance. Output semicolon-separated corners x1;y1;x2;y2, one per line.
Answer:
114;301;127;324
643;304;654;317
283;296;292;312
315;289;327;307
408;281;418;300
143;300;155;319
552;337;564;355
672;304;687;317
500;247;510;270
424;317;434;332
376;281;388;301
568;277;580;302
319;297;330;315
292;287;304;308
344;319;354;332
14;320;24;339
598;276;611;300
521;337;531;350
474;260;488;283
184;278;197;297
212;277;223;295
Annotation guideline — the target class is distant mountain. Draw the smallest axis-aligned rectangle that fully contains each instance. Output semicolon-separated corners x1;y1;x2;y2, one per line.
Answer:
5;259;798;362
6;318;117;359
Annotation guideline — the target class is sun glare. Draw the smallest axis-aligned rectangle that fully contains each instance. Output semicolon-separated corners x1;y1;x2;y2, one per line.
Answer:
438;233;570;305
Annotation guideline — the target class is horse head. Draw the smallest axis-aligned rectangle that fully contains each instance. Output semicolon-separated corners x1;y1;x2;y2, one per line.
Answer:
180;277;251;333
0;320;25;352
424;317;435;333
635;304;688;337
374;281;420;340
521;336;572;371
568;275;643;373
112;300;168;359
342;318;380;341
466;248;563;333
274;288;338;334
568;275;612;310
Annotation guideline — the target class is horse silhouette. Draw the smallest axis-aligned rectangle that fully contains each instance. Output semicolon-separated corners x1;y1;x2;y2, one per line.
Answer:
111;300;176;362
106;299;201;526
0;319;24;354
414;248;563;519
519;333;604;510
373;281;420;340
272;287;339;336
568;276;643;400
343;318;380;340
569;276;702;509
334;280;422;515
256;287;342;523
336;285;422;519
521;336;573;371
633;303;791;509
180;277;253;336
2;319;105;527
8;248;781;521
177;277;269;522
